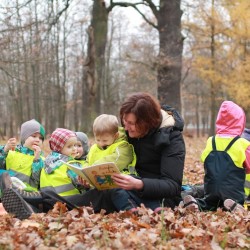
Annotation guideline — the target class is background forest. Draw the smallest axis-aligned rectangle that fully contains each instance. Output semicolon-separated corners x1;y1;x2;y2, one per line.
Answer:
0;0;249;139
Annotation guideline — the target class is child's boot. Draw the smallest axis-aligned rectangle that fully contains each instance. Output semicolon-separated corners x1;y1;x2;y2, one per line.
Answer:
2;188;35;220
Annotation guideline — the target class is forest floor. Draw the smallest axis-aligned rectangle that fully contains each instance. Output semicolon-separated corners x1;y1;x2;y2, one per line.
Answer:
0;136;249;249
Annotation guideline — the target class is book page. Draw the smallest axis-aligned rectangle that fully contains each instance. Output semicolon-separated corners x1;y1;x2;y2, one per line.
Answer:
60;161;93;184
83;162;120;190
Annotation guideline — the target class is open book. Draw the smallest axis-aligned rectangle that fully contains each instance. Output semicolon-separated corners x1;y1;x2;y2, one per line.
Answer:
61;161;120;190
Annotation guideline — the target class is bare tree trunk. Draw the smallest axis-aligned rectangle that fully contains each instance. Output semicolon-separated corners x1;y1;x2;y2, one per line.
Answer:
103;17;114;114
61;11;68;126
15;0;24;125
195;82;200;137
157;0;183;110
22;28;31;120
84;26;97;125
79;21;89;132
44;0;56;132
32;0;41;121
90;0;109;114
209;0;216;136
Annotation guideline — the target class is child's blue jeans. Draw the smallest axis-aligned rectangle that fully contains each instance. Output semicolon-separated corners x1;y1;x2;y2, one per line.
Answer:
110;188;161;211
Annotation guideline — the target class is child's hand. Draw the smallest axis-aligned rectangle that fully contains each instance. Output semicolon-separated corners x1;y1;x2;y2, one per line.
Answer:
4;138;17;152
77;176;91;188
32;145;42;160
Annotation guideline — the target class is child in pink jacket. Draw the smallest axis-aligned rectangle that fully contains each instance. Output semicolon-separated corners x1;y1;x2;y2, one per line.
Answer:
184;101;250;213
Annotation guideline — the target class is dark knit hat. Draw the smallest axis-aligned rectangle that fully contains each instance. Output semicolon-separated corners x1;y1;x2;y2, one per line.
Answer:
49;128;76;153
20;119;45;144
76;132;89;156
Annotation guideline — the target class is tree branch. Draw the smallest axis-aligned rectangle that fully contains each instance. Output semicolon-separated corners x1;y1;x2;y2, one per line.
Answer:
48;0;71;27
142;0;159;18
0;65;26;84
108;0;158;29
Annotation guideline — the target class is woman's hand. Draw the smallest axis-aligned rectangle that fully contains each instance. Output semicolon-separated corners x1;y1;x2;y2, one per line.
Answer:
112;173;144;190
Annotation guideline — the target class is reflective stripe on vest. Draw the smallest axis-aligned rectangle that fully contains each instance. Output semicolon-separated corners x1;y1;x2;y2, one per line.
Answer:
6;150;38;189
10;171;30;183
41;186;81;200
54;183;77;194
40;162;81;197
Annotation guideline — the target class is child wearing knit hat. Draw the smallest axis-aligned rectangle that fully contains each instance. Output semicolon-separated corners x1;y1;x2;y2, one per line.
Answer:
0;117;136;218
0;128;87;219
0;119;45;195
75;132;89;162
39;128;88;202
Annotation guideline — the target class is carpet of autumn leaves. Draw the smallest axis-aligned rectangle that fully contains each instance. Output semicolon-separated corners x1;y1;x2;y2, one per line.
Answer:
0;136;249;250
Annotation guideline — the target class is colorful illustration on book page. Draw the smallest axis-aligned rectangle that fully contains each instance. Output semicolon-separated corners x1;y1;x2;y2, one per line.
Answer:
85;163;119;190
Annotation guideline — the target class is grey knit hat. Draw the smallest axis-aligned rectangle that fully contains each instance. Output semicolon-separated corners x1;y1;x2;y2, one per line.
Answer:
20;119;45;144
76;132;89;157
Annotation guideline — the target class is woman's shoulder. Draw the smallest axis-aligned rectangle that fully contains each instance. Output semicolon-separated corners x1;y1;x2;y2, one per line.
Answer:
153;126;184;150
161;105;184;131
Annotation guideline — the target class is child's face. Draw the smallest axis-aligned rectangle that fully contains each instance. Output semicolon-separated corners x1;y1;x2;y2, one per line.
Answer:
23;132;43;150
75;141;84;159
95;133;118;149
61;136;78;158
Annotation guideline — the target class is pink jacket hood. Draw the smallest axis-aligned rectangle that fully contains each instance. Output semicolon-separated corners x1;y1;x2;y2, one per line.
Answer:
216;101;246;137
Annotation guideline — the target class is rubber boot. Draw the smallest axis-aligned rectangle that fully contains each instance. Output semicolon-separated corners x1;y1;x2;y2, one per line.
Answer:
0;172;42;219
2;188;35;220
15;189;44;211
0;172;12;199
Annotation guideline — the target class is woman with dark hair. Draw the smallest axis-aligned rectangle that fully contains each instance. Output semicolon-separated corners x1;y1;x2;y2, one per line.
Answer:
110;92;186;211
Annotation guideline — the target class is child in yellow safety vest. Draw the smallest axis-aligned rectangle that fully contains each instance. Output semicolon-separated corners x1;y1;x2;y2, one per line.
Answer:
183;101;250;213
77;114;137;211
0;128;89;219
82;114;136;175
0;116;137;219
39;128;88;202
0;119;45;195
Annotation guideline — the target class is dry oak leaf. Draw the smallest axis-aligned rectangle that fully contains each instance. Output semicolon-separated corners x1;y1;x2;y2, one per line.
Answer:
48;221;64;230
21;220;40;228
130;217;151;229
66;235;79;248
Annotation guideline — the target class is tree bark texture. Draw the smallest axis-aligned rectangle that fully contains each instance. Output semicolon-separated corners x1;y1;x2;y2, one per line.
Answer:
157;0;183;111
91;0;109;114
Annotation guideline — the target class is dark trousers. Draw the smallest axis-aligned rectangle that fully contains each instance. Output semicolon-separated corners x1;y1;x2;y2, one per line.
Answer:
24;188;180;213
110;188;161;211
27;188;116;214
65;189;117;213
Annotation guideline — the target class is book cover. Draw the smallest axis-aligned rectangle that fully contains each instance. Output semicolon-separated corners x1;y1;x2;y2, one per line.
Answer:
61;161;120;190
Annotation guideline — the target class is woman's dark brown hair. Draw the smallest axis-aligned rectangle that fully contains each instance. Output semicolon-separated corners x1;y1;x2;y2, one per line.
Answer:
120;92;161;136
